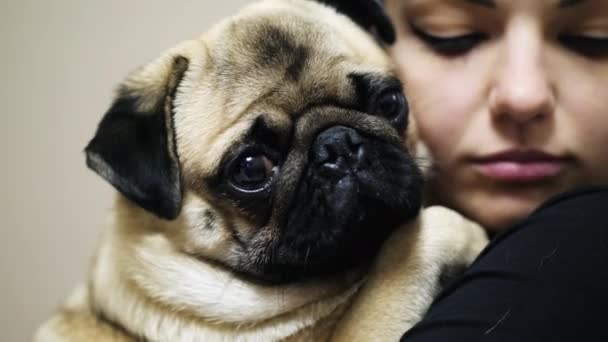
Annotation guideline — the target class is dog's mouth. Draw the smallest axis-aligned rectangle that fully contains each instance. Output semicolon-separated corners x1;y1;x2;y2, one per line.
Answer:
248;126;423;284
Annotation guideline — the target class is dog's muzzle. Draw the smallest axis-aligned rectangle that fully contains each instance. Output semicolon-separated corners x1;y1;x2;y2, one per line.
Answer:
259;123;422;283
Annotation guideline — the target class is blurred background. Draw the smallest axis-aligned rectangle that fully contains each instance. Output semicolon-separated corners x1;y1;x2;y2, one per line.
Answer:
1;0;251;340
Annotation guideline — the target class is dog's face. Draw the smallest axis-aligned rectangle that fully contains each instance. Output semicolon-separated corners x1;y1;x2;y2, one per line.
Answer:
86;0;421;284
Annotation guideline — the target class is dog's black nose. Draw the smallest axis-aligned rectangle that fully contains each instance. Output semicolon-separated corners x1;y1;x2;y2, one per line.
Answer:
312;126;365;177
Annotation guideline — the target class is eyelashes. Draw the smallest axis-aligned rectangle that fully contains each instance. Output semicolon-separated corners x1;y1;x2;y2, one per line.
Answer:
408;22;488;56
409;22;608;58
559;35;608;57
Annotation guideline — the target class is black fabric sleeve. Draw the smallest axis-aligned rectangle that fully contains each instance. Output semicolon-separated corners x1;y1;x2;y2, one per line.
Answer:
401;187;608;342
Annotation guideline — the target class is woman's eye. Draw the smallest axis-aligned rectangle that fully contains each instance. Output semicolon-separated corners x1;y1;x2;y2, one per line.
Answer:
409;22;488;56
559;35;608;58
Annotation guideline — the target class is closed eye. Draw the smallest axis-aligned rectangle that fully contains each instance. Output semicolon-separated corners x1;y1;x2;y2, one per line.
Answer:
559;34;608;57
409;22;488;56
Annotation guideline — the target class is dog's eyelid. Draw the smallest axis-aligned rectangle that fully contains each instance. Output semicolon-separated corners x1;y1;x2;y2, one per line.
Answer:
248;116;291;154
382;77;404;92
349;73;404;105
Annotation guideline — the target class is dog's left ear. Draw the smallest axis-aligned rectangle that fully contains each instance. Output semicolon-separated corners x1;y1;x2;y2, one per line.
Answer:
316;0;395;44
85;55;189;220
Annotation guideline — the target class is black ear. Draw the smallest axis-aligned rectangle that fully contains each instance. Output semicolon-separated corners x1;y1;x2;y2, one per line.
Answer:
85;56;189;220
316;0;395;44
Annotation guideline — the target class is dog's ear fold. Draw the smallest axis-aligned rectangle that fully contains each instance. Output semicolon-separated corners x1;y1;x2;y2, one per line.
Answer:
316;0;395;44
85;56;189;220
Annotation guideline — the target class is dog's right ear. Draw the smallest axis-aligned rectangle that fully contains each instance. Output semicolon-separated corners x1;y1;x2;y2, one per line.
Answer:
316;0;395;44
85;52;191;220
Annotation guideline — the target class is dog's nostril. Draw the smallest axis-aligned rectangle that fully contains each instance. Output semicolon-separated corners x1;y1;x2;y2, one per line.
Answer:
312;126;365;172
317;143;337;165
320;160;343;178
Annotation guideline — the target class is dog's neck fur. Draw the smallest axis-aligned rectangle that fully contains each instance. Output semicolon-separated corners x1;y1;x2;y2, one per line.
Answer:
88;197;365;341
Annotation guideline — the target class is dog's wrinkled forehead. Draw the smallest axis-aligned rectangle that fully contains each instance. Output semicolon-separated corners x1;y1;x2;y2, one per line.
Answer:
176;1;396;178
206;0;393;111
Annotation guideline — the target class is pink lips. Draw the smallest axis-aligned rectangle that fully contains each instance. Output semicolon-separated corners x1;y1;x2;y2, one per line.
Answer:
471;150;567;182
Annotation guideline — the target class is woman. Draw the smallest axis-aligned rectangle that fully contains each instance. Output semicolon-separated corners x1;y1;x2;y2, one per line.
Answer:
362;0;608;340
385;0;608;232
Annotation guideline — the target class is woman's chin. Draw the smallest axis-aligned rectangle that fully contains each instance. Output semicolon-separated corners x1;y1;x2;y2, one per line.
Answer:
430;174;588;233
447;188;555;233
471;206;536;233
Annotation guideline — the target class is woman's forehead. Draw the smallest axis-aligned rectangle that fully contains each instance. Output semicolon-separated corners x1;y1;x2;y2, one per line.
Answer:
393;0;591;8
387;0;608;18
460;0;588;8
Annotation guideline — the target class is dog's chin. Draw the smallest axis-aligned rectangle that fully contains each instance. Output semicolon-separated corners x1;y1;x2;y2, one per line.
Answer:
236;258;372;286
263;221;403;285
240;199;413;285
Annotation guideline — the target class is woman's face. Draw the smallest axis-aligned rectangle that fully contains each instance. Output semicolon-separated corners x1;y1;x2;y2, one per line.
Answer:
386;0;608;231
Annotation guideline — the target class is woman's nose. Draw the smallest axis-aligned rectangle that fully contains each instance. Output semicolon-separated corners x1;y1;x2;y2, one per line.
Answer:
489;22;555;125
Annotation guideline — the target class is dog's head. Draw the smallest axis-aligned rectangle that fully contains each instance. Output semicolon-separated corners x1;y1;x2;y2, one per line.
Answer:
86;0;421;284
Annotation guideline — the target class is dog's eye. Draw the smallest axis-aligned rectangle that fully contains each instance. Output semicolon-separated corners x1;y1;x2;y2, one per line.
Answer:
375;90;408;123
230;154;277;192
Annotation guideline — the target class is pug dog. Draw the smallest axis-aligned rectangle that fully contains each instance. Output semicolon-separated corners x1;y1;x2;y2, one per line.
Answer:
36;0;488;341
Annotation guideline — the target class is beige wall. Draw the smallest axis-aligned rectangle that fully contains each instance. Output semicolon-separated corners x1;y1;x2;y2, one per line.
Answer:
1;1;251;340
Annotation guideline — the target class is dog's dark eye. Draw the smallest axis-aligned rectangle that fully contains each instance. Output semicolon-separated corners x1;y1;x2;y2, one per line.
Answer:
375;90;408;123
230;154;277;192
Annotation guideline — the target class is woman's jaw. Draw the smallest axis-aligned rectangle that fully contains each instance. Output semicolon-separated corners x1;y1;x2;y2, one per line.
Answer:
426;156;586;232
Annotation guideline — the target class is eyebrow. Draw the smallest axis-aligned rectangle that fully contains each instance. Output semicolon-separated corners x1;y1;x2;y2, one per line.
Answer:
558;0;588;8
461;0;589;9
462;0;496;8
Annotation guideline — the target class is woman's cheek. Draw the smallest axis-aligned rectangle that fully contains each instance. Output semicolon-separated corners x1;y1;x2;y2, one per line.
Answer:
566;81;608;184
405;65;480;164
554;57;608;185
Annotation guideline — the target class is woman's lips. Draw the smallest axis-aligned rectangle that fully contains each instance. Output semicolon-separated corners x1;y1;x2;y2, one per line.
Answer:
471;150;567;182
